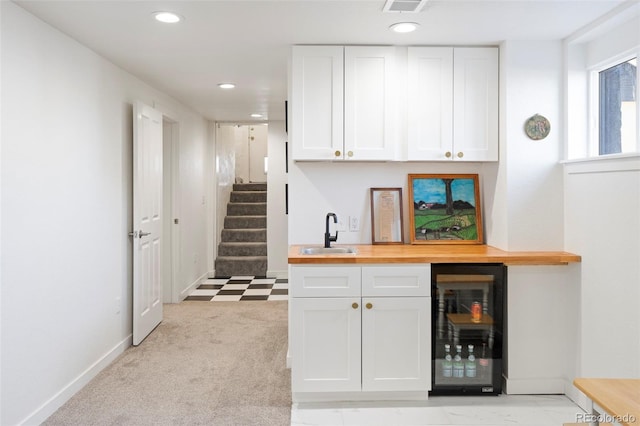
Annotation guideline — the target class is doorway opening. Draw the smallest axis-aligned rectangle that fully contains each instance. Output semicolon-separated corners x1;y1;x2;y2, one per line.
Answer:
214;124;269;278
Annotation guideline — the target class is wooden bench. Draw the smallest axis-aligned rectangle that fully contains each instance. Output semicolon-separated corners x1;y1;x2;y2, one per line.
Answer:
573;378;640;425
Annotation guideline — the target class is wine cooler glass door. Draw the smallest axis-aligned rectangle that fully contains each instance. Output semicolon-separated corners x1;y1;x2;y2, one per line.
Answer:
432;264;504;394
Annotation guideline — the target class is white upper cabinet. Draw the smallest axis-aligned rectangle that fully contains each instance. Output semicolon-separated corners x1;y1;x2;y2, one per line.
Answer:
407;47;499;161
453;47;499;161
292;45;498;162
291;46;397;161
407;47;454;161
291;46;344;160
344;46;397;161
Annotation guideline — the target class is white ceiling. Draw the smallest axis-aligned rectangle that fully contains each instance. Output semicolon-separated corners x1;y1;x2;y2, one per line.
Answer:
14;0;627;122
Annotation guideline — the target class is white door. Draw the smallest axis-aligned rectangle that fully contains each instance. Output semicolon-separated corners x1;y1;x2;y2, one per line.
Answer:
361;297;430;391
249;125;268;183
133;101;163;346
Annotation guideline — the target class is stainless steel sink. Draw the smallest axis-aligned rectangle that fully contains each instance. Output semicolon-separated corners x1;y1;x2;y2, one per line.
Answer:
299;246;357;255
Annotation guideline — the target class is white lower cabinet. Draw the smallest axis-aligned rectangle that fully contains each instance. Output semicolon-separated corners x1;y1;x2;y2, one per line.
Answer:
362;297;430;392
291;297;362;392
291;264;431;399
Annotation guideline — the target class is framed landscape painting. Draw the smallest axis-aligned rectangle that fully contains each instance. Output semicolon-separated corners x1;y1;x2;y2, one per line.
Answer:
408;174;483;244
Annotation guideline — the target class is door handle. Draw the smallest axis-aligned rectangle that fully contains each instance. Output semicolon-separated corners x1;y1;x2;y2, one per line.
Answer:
128;230;151;238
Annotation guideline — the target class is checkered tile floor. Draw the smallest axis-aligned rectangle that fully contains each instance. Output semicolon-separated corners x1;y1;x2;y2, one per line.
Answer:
184;276;288;302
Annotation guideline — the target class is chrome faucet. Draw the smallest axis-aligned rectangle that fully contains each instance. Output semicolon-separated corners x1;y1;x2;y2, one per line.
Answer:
324;213;338;248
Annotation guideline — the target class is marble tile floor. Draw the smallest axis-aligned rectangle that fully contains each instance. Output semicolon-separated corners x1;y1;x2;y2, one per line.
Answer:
291;394;585;426
184;276;288;301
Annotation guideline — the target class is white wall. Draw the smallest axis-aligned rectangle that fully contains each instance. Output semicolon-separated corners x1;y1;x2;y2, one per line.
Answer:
267;121;288;278
562;7;640;406
565;157;640;377
288;161;485;246
0;3;211;424
496;40;579;395
214;123;236;255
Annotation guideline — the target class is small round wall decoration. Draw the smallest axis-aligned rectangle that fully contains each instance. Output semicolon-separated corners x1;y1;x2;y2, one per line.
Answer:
524;114;551;140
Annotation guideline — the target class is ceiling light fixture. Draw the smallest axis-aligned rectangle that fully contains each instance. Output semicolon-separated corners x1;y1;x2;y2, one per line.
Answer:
389;22;419;33
218;83;235;89
251;113;263;118
153;11;182;24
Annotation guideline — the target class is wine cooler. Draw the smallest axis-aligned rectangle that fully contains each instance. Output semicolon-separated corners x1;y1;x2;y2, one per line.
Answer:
430;263;506;395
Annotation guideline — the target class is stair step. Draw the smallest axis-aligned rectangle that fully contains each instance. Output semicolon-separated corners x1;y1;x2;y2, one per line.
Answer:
230;191;267;203
215;256;267;277
218;242;267;256
227;202;266;216
233;183;267;192
215;183;268;277
224;215;266;229
221;228;266;242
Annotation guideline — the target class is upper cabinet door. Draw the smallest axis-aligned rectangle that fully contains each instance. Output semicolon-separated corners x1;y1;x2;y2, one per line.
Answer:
407;47;454;161
453;47;499;161
344;46;397;161
291;46;344;160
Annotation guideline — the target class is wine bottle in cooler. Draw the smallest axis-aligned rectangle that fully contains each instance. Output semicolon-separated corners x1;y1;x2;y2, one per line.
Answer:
453;345;464;378
442;344;453;378
479;342;490;379
465;344;476;378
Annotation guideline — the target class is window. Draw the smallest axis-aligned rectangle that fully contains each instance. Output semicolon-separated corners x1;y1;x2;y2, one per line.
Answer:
597;57;637;155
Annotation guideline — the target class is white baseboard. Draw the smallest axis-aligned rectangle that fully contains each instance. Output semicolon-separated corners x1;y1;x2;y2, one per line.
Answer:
503;377;566;394
208;269;289;280
565;379;592;412
21;334;132;425
293;391;429;404
267;269;288;279
179;271;209;301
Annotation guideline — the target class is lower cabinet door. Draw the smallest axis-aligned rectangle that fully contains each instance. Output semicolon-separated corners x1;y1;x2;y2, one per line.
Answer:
361;297;431;391
291;297;362;392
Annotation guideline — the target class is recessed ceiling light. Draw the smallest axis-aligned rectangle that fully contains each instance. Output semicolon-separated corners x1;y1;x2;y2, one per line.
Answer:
218;83;235;89
153;12;182;24
389;22;419;33
251;113;263;118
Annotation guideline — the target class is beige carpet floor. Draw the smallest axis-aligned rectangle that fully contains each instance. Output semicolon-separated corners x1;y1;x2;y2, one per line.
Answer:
43;301;291;426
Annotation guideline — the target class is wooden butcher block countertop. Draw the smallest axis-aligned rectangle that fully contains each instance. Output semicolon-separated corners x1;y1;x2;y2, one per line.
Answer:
288;244;581;265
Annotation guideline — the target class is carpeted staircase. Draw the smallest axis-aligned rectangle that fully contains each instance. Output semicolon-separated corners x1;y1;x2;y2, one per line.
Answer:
215;183;267;277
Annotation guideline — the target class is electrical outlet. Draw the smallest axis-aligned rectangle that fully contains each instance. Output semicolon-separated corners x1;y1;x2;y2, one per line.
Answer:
349;216;359;232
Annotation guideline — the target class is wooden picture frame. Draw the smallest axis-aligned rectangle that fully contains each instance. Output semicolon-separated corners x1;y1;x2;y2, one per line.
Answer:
408;174;483;244
370;187;404;244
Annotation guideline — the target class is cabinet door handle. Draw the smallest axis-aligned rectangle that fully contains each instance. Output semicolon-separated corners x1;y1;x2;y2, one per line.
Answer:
366;302;373;309
352;302;359;309
445;151;452;158
335;150;342;157
347;151;353;157
457;151;464;158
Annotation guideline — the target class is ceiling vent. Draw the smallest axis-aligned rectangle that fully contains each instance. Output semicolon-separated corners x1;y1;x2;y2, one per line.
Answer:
382;0;429;13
